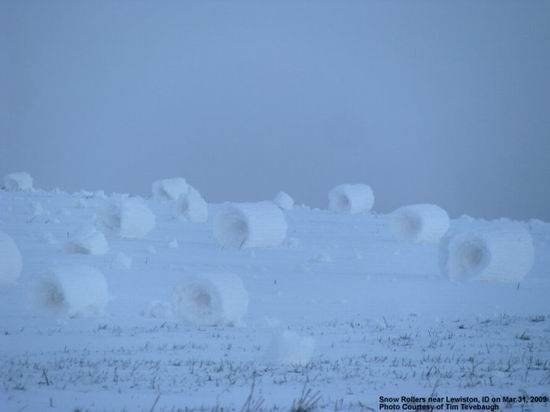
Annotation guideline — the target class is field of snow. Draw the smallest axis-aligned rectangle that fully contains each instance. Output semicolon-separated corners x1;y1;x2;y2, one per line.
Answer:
1;187;549;411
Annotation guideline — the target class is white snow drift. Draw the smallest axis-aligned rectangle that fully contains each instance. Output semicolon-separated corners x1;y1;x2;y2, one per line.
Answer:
152;177;189;201
273;191;294;210
32;265;109;317
3;172;33;192
329;184;374;214
172;272;248;326
101;197;156;239
174;186;208;223
266;330;315;365
66;225;109;255
439;222;535;282
0;231;22;284
213;201;287;248
390;204;450;244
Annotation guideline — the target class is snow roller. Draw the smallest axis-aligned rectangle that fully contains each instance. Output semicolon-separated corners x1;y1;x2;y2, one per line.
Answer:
172;272;248;326
213;201;287;248
390;203;450;244
328;183;374;214
439;222;535;282
32;265;109;317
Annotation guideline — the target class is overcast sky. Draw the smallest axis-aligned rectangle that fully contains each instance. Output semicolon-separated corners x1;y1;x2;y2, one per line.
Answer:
1;0;549;220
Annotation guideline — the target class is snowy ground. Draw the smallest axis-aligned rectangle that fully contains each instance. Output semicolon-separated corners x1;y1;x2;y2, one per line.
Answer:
1;189;549;411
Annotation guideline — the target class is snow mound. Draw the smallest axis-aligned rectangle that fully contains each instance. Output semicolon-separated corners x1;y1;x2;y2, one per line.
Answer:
266;330;315;365
152;177;189;201
0;231;23;285
172;272;248;326
390;204;450;244
32;265;109;317
66;225;109;255
213;201;287;248
3;172;33;192
439;222;535;282
101;197;156;239
329;183;374;214
273;191;294;210
174;186;208;223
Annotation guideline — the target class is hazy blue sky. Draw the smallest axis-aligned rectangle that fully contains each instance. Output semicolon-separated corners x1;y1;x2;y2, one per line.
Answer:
1;0;549;220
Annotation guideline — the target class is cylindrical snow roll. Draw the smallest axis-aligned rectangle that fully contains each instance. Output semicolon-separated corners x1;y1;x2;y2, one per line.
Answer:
101;197;156;239
3;172;33;192
329;184;374;214
32;265;109;317
65;225;109;255
213;201;287;248
174;186;208;223
152;177;189;201
390;204;450;244
273;191;294;210
0;231;22;285
172;272;248;326
439;222;535;282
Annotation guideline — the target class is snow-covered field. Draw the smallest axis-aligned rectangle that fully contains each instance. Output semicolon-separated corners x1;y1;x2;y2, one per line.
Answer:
1;186;549;411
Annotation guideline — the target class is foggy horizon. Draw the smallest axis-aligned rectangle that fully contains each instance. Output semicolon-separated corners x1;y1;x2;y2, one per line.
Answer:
2;0;549;220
